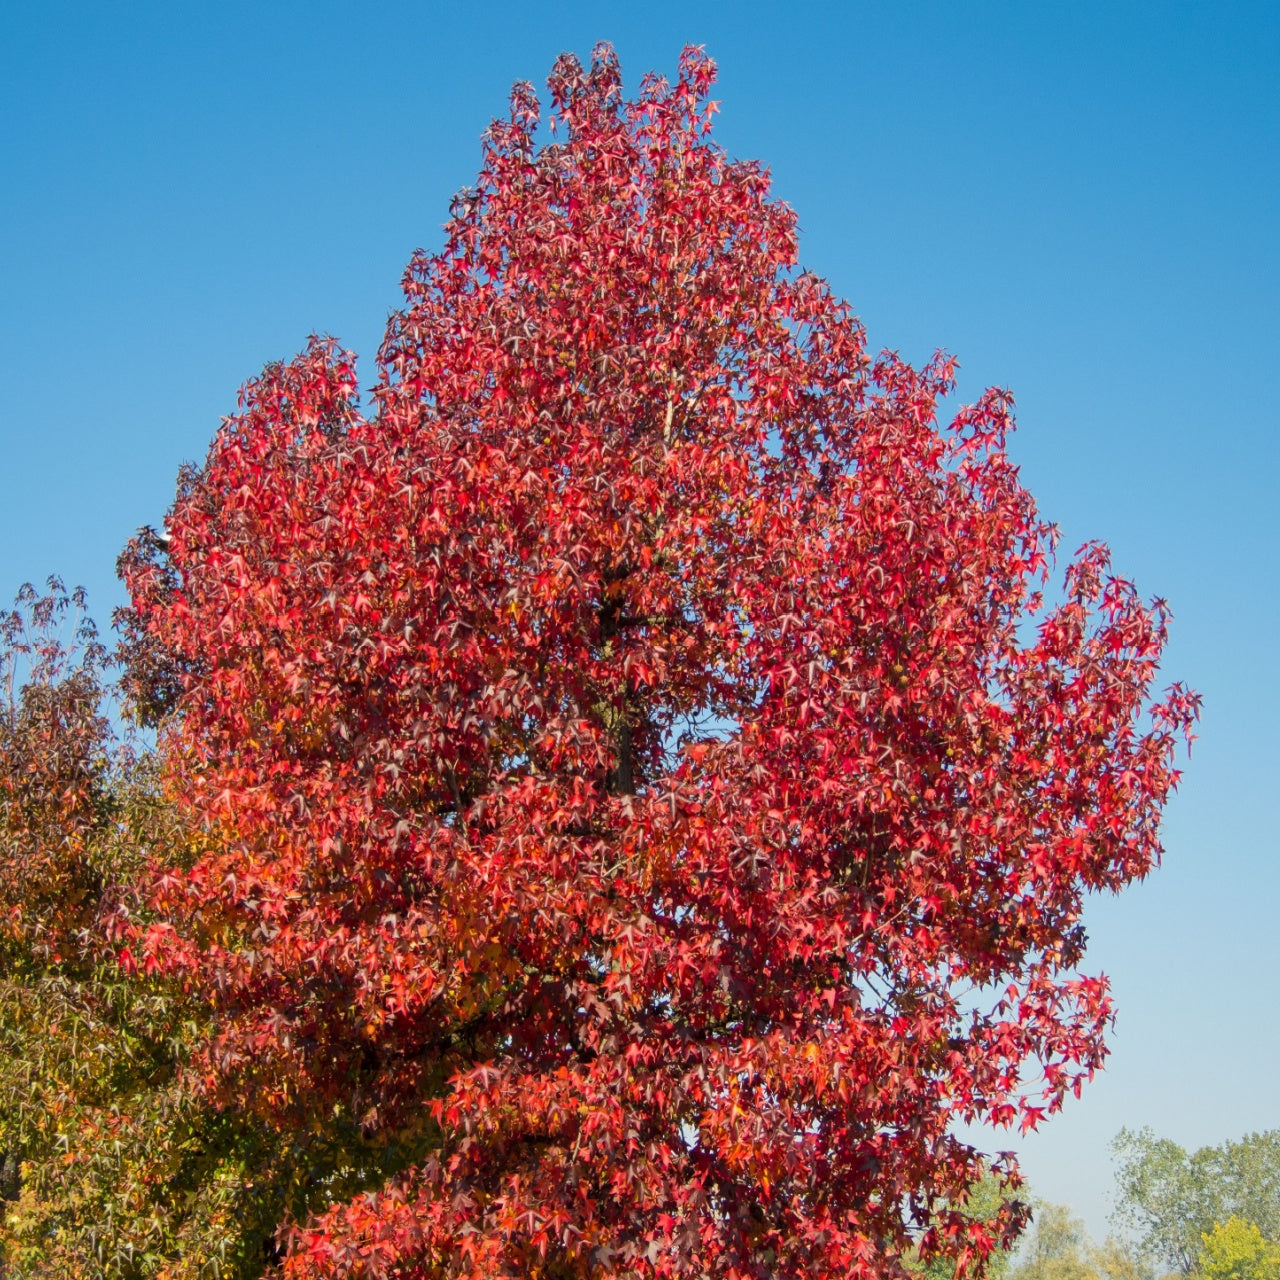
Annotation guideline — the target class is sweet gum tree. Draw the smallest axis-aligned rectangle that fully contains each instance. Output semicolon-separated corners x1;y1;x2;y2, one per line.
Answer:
109;44;1198;1279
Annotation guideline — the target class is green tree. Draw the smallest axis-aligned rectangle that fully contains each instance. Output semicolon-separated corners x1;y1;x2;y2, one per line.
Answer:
1111;1130;1280;1275
1010;1202;1098;1280
1007;1202;1150;1280
1198;1219;1280;1280
0;584;329;1276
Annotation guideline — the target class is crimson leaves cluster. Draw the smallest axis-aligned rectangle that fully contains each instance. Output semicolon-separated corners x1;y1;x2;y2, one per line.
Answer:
117;45;1197;1279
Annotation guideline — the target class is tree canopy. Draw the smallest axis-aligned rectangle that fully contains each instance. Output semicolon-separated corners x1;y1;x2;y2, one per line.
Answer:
1111;1129;1280;1275
3;44;1195;1279
1198;1219;1280;1280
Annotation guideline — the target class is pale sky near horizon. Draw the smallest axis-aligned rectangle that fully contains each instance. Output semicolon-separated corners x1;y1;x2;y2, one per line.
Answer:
3;0;1277;1244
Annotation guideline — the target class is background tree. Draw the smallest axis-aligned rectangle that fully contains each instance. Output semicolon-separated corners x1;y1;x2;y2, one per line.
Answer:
1111;1130;1280;1275
1009;1203;1097;1280
1003;1203;1148;1280
1197;1219;1280;1280
0;584;360;1276
103;42;1198;1278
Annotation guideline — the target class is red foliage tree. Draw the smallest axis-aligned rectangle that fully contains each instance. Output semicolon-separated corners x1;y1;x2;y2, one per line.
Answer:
119;45;1197;1279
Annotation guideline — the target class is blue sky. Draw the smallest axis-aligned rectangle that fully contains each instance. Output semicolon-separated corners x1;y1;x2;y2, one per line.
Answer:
3;0;1277;1241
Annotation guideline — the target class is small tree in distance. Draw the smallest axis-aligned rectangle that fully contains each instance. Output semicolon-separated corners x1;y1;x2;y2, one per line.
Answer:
1111;1129;1280;1275
110;44;1197;1278
1199;1219;1280;1280
1003;1201;1150;1280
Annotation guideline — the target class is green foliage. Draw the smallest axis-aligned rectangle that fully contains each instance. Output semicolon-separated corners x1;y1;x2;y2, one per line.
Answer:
1006;1202;1150;1280
1111;1129;1280;1275
0;584;289;1275
1197;1219;1280;1280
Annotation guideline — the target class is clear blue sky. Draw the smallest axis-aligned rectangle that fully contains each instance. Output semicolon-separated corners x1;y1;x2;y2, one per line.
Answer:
3;0;1276;1242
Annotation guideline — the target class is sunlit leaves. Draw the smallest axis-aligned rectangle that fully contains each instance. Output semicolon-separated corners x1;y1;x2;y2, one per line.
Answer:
108;41;1198;1279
